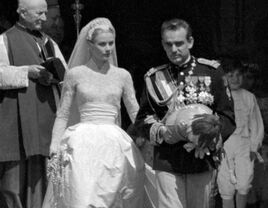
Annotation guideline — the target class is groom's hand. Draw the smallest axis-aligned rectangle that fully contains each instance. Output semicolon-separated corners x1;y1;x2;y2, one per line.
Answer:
159;124;187;144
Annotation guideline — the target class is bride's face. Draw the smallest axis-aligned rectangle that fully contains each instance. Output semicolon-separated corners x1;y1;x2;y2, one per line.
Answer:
90;31;115;62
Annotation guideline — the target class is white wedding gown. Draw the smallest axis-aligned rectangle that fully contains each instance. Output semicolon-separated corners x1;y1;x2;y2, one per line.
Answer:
42;64;145;208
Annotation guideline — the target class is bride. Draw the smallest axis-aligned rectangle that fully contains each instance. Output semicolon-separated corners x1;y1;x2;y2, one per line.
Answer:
42;17;145;208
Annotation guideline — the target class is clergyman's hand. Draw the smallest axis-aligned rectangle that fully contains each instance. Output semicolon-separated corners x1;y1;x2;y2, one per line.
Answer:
27;65;45;79
39;70;54;86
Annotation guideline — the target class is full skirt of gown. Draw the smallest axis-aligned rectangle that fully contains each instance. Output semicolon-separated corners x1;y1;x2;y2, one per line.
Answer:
42;104;145;208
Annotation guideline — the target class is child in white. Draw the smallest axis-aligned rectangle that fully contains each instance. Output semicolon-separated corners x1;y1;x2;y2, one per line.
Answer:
217;59;264;208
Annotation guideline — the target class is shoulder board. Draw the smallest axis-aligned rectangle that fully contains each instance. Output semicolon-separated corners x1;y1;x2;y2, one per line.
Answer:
145;64;169;77
197;58;220;69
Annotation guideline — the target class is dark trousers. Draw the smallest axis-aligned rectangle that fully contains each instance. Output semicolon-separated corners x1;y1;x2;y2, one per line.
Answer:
0;155;47;208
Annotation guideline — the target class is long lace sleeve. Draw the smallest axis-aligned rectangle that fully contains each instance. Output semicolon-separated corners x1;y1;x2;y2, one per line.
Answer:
122;71;139;123
249;94;264;152
50;70;76;151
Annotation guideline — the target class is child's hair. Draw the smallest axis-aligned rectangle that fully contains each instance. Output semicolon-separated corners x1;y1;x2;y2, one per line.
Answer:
241;62;260;79
220;57;245;74
220;56;260;78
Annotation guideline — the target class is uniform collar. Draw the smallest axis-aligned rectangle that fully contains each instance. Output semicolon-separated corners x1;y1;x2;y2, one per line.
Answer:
170;56;194;71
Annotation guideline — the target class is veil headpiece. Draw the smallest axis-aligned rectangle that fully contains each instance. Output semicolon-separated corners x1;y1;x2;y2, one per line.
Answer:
68;17;118;69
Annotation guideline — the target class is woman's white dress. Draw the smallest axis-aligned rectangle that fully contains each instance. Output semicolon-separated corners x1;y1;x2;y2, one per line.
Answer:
42;64;145;208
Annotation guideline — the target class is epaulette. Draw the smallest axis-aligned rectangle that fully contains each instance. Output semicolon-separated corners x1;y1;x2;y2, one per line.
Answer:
197;58;220;69
145;64;169;77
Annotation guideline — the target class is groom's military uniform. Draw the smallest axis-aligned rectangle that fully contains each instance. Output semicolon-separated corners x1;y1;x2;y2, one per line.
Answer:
135;56;236;173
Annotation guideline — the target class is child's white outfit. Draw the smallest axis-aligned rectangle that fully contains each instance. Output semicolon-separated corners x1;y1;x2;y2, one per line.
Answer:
217;88;264;200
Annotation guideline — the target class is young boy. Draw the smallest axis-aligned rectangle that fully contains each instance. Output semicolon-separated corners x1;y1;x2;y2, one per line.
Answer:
217;59;264;208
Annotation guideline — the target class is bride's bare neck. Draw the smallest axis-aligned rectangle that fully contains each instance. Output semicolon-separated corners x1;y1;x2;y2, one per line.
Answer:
87;57;110;72
92;57;109;70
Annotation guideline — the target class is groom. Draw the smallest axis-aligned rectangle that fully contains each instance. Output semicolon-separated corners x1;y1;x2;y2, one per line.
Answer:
135;18;236;208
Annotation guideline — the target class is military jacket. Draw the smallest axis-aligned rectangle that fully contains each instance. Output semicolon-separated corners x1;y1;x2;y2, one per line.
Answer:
135;56;236;174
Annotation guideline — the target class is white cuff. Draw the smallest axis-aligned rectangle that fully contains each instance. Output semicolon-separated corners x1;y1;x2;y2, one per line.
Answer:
150;122;164;145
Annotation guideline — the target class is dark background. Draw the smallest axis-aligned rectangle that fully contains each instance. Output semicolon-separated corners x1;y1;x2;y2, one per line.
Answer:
1;0;268;128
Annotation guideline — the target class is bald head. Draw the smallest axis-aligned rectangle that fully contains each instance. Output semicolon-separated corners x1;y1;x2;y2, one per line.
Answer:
17;0;47;12
17;0;47;30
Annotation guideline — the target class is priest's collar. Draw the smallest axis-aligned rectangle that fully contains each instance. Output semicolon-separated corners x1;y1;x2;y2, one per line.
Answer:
16;22;43;38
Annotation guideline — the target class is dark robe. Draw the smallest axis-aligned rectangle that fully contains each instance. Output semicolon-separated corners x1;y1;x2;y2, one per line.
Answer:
0;24;57;161
0;23;63;208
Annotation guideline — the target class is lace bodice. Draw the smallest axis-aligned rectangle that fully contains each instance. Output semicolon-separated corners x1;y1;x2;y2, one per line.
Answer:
51;63;139;144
